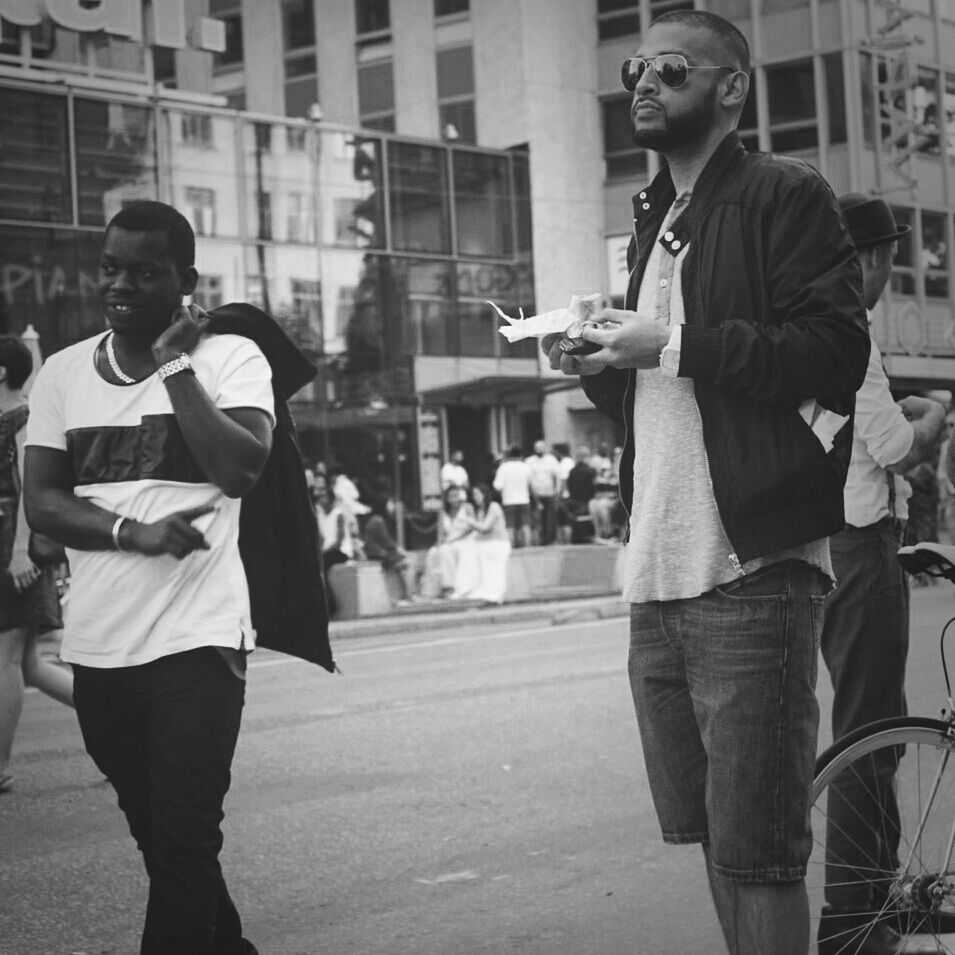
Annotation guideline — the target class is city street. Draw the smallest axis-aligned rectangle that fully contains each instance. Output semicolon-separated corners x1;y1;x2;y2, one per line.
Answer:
3;585;955;955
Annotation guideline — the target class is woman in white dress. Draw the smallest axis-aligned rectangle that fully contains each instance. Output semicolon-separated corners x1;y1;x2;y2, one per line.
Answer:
423;486;477;597
463;484;511;604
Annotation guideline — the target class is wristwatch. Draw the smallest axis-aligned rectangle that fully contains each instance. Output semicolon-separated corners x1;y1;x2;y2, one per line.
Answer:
157;353;195;382
659;326;682;378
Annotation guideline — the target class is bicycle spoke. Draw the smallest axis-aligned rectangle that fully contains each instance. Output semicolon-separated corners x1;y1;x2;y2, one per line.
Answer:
809;722;955;954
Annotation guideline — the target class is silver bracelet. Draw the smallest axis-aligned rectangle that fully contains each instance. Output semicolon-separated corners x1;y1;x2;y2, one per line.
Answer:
112;516;128;552
157;353;194;382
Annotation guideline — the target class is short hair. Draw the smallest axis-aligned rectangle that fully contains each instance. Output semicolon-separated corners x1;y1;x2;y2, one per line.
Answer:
0;335;33;390
105;200;196;275
651;10;751;74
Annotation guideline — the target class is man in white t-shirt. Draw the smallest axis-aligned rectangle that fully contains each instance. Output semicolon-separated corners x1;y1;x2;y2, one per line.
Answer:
493;445;532;548
525;440;561;545
440;449;469;492
23;201;272;955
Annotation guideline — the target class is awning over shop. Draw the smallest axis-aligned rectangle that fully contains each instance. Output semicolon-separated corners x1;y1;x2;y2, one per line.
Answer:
418;374;578;406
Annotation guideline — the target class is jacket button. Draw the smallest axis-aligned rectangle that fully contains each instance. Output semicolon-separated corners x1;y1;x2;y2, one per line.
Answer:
664;231;674;241
639;192;647;199
642;203;650;210
672;240;682;250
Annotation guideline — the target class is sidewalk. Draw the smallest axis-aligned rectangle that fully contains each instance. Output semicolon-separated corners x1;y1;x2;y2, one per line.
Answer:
329;592;629;641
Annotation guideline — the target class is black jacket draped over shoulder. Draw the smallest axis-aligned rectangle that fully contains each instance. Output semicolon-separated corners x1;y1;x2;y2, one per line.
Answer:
207;303;333;672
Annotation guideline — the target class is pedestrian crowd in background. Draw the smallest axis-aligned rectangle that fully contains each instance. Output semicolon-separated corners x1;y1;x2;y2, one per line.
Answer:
306;438;631;613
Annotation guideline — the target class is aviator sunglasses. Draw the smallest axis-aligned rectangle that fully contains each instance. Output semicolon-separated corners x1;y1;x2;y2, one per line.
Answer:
621;54;735;91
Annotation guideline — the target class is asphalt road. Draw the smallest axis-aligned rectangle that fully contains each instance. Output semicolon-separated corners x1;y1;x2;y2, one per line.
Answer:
3;585;955;955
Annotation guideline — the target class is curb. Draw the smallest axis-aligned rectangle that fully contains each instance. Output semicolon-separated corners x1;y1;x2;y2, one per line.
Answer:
328;594;628;641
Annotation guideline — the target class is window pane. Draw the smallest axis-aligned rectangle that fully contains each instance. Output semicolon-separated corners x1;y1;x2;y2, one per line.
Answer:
194;274;223;310
435;0;469;14
512;152;533;255
602;97;634;154
361;114;396;132
456;299;498;356
825;53;847;145
154;46;176;84
598;13;638;40
394;258;455;356
439;100;476;144
0;90;70;223
767;59;815;124
320;132;385;249
285;52;317;78
168;110;241;238
922;211;948;298
356;0;390;34
891;207;914;267
436;46;474;99
388;143;451;253
602;97;647;180
946;73;955;160
0;225;104;353
285;75;318;117
597;0;635;12
75;99;157;227
184;186;217;237
912;67;941;156
739;74;758;133
770;126;818;152
283;0;315;50
214;13;243;68
453;151;512;258
456;263;536;358
358;59;395;116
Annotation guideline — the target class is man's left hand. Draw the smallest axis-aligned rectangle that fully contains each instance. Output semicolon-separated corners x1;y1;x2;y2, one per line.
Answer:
152;304;209;367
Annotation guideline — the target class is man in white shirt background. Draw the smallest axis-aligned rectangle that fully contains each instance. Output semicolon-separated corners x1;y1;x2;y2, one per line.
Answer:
524;440;561;545
439;449;469;493
818;193;947;953
493;445;532;548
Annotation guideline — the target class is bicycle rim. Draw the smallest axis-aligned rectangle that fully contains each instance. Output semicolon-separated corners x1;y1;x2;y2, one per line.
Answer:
809;717;955;954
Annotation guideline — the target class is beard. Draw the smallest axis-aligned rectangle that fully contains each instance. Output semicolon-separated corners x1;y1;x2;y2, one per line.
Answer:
631;82;719;153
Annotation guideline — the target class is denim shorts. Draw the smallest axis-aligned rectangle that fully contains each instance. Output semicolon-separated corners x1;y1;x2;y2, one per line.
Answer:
628;559;828;883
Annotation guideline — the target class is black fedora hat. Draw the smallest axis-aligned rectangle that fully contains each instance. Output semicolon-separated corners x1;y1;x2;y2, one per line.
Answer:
838;192;911;250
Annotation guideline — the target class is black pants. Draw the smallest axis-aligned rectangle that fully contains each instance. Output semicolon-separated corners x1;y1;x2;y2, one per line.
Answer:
74;647;247;955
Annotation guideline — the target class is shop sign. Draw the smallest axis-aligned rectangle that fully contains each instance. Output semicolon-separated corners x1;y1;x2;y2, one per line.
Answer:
0;0;224;51
416;408;443;511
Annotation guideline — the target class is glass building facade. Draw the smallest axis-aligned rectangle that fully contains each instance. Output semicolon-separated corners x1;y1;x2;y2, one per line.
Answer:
0;80;534;513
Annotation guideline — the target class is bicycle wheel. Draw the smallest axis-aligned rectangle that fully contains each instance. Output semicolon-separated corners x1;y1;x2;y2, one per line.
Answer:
809;716;955;954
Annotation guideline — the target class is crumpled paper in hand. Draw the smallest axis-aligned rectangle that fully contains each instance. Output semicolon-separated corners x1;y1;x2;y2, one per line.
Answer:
489;293;604;343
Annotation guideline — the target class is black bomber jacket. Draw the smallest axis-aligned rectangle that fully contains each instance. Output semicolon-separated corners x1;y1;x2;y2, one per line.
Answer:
582;132;870;564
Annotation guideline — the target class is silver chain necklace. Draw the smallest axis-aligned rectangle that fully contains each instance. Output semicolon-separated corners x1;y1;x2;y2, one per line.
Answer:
105;332;137;384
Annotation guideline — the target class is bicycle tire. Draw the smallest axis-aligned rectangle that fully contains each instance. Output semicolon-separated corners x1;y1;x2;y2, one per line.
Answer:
809;716;955;954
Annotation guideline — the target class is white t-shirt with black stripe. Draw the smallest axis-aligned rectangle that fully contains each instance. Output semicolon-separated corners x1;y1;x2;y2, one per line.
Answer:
25;331;274;668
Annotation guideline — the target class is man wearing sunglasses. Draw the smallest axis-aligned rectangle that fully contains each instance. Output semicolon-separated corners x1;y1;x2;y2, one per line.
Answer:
543;10;868;955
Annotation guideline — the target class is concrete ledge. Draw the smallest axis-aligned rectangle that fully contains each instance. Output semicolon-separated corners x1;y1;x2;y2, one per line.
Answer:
327;544;623;620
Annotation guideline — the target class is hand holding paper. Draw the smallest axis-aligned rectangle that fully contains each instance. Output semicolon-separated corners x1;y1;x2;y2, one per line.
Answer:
489;293;605;343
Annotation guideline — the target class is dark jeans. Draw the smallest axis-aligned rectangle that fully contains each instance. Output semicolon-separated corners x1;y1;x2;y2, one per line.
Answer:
533;495;557;545
74;647;247;955
820;519;909;910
